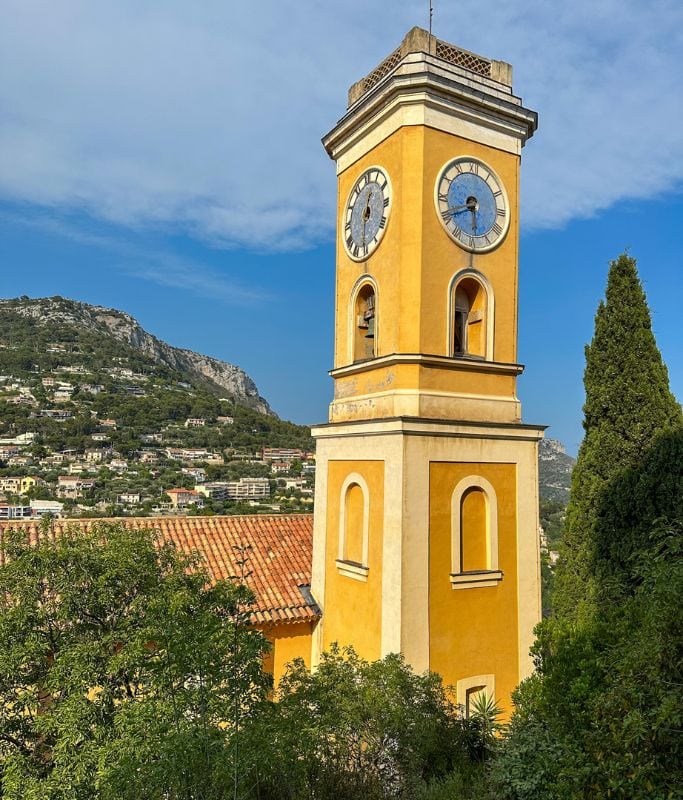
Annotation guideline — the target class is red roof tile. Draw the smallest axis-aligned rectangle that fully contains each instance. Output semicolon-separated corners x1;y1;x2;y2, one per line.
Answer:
0;515;317;625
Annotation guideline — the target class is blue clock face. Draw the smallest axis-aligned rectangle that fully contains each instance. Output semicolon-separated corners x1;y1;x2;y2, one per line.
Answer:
344;167;391;261
435;158;508;252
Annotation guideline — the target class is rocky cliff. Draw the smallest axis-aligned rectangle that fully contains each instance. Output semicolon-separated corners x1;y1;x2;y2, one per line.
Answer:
0;296;273;415
538;438;575;503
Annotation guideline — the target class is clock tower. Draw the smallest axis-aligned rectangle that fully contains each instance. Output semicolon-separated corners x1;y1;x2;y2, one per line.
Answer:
310;27;543;716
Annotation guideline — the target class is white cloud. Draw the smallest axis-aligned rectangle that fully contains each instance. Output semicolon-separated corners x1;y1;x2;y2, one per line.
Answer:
1;0;681;248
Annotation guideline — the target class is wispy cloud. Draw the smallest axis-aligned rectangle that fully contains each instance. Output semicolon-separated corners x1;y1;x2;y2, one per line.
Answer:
0;209;268;305
1;0;681;247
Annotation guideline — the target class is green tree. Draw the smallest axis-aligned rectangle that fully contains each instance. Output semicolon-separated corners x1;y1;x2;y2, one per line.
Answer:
243;645;491;800
494;255;683;799
555;253;681;621
0;521;270;799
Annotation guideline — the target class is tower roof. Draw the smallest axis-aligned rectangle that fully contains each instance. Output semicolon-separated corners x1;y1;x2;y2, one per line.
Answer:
323;27;537;167
348;27;512;107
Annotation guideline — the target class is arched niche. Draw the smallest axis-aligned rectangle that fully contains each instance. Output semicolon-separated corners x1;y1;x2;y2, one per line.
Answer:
449;475;503;588
349;276;378;363
336;472;370;581
447;269;494;360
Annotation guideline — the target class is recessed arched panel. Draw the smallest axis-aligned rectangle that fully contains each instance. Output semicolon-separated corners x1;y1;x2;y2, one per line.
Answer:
450;475;502;588
337;472;370;580
348;276;379;363
460;487;487;572
447;269;494;360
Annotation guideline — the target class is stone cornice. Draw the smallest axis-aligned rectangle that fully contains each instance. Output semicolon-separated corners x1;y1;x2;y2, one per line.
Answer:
329;352;525;379
311;416;547;440
322;50;538;165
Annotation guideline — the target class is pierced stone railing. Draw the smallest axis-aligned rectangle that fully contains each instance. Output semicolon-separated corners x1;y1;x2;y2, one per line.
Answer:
348;26;511;107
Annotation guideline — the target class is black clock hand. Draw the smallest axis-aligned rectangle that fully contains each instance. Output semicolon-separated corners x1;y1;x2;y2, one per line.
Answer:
361;190;372;244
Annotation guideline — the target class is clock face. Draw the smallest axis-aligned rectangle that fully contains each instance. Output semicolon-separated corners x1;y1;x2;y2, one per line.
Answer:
435;157;509;252
343;167;391;261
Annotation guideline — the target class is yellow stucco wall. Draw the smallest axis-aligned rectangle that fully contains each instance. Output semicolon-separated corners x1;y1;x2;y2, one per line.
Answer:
429;461;519;718
321;460;385;660
334;125;520;377
261;621;314;686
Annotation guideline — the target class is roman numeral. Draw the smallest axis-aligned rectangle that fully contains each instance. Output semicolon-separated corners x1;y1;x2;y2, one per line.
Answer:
352;244;360;258
346;234;354;248
497;208;506;217
345;221;351;232
379;217;386;229
493;190;502;198
492;222;503;236
471;162;479;175
438;192;449;203
442;210;452;222
383;197;389;207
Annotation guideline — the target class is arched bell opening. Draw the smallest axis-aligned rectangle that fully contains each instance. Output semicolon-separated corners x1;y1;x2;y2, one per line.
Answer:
448;270;494;361
353;282;377;362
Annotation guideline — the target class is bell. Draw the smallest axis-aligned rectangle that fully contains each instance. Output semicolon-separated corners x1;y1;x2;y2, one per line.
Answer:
365;316;375;339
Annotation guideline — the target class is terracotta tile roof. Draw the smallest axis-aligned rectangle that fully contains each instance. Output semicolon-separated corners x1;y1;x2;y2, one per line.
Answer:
0;515;317;626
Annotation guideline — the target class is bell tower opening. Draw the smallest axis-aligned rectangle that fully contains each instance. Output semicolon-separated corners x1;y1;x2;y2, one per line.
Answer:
353;282;376;362
452;276;486;359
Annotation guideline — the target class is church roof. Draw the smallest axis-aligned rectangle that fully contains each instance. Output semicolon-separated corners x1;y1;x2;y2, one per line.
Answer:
0;514;317;626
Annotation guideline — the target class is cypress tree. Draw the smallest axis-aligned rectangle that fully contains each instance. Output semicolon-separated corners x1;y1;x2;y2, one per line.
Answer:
554;252;681;620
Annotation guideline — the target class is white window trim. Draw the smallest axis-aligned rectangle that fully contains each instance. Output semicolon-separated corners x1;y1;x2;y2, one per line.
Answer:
335;559;369;581
447;269;495;361
450;475;501;589
337;472;370;581
348;275;379;364
456;674;496;716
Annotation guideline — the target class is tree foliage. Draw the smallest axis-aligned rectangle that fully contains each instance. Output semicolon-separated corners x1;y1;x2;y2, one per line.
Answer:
0;521;270;799
496;254;683;799
242;646;493;800
555;253;681;620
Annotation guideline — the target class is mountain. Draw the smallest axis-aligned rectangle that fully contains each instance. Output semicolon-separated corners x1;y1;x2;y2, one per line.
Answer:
538;438;575;503
0;296;272;414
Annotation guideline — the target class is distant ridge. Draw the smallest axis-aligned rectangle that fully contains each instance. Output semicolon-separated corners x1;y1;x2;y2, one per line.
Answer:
538;438;575;503
0;296;273;415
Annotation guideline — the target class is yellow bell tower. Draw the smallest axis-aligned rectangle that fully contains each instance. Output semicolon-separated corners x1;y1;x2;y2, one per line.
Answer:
310;27;543;716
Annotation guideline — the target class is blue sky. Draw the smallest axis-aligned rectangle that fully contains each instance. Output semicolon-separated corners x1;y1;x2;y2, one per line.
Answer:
1;1;681;454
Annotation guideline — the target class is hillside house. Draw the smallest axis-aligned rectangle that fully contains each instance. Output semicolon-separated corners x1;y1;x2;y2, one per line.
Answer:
117;493;141;505
0;504;31;520
40;409;72;421
181;467;206;483
165;488;204;510
57;476;96;499
225;477;270;500
0;476;38;495
29;499;64;518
